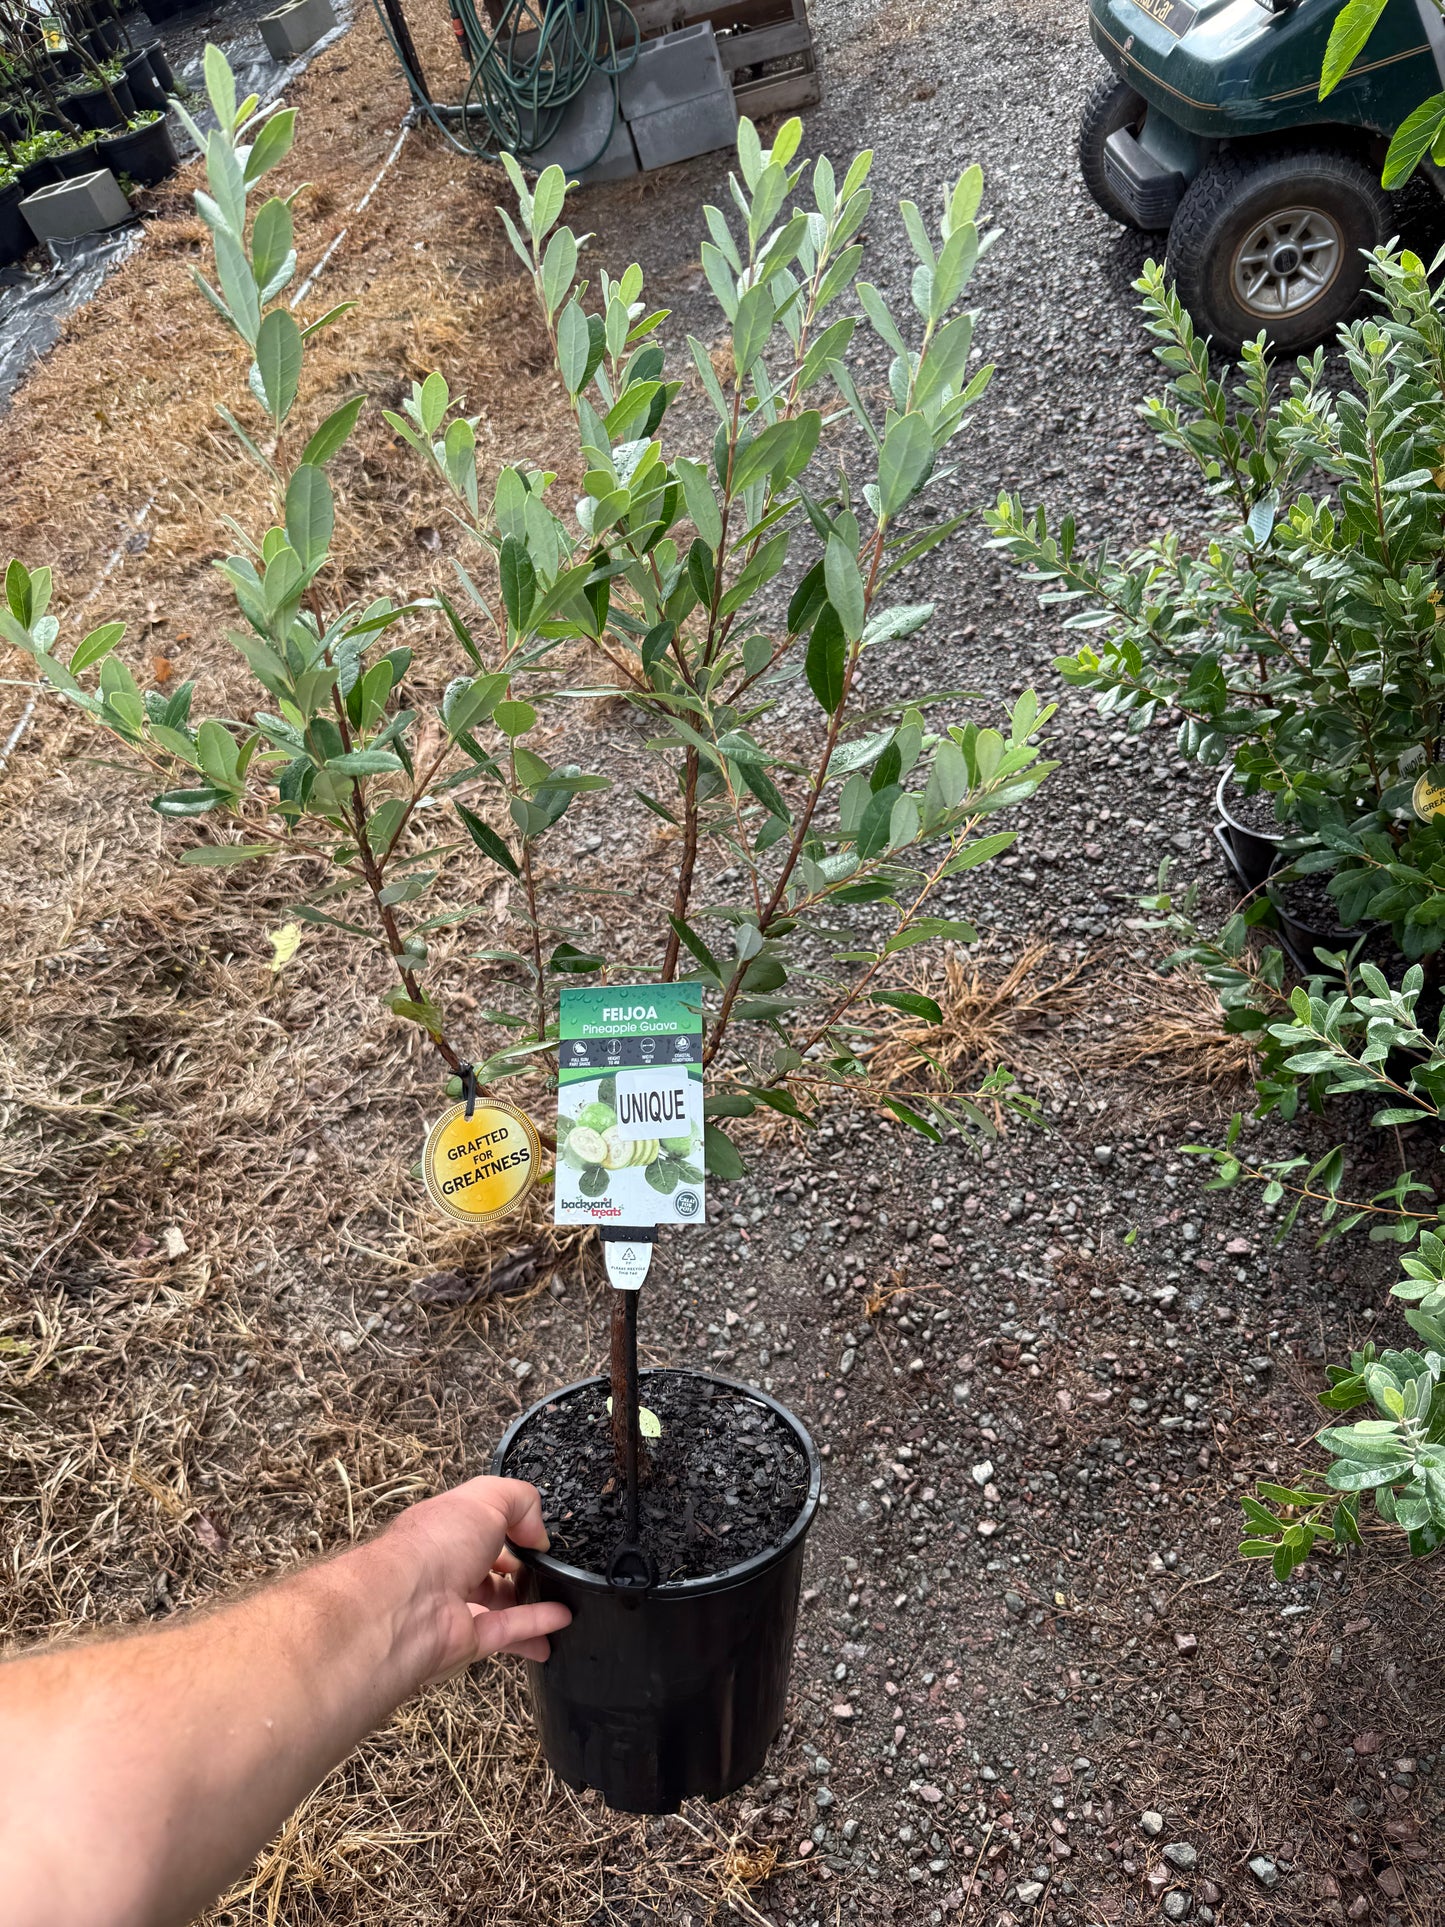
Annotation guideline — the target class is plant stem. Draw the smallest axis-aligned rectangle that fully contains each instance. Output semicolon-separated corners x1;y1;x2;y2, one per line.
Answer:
609;1287;643;1511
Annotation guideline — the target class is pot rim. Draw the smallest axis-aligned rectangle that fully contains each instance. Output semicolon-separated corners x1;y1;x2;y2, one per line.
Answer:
493;1366;821;1597
1215;769;1289;842
1265;860;1352;941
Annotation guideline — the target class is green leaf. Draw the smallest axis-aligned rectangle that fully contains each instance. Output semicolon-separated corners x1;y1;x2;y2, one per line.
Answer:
669;913;723;981
177;842;277;865
456;801;520;876
204;42;237;132
878;411;932;516
824;532;865;641
1319;0;1390;97
284;463;333;569
1383;91;1445;187
301;393;366;466
327;749;403;776
731;282;774;375
150;786;230;817
704;1122;747;1180
243;106;296;183
805;602;847;713
494;700;536;738
499;537;536;632
870;990;944;1023
254;306;303;423
882;1096;942;1141
250;196;295;302
70;622;124;673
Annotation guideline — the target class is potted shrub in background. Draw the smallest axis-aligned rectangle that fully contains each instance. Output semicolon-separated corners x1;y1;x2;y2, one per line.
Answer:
989;263;1445;969
1;47;1053;1809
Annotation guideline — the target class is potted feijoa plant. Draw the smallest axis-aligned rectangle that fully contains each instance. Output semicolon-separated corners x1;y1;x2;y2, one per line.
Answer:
1;47;1054;1811
989;259;1445;964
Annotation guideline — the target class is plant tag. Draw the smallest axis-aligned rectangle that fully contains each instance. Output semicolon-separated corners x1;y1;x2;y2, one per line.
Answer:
554;984;705;1225
1413;766;1445;823
422;1099;539;1225
603;1239;653;1291
39;12;67;48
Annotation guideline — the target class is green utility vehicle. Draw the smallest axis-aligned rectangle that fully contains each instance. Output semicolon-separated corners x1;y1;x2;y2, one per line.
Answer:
1080;0;1443;348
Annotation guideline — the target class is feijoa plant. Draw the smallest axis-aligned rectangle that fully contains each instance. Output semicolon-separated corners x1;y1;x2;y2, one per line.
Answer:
2;46;1052;1182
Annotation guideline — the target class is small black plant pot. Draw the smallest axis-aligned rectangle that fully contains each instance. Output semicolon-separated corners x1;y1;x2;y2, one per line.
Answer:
98;115;177;187
0;181;34;267
122;49;168;111
1215;771;1289;895
493;1369;821;1815
52;138;105;180
64;76;135;132
87;18;123;54
1267;864;1358;978
140;40;177;96
16;156;62;197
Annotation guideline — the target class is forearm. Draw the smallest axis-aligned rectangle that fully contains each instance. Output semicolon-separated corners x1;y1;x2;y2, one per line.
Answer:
0;1531;434;1927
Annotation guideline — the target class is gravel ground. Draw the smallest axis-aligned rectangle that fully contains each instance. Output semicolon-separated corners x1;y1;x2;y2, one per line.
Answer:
4;0;1445;1918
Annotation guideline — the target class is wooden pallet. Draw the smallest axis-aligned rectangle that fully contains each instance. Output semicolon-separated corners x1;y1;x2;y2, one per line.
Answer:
625;0;819;119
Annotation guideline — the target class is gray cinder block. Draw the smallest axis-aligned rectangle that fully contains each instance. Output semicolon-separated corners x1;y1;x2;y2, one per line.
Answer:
528;70;639;183
259;0;336;61
20;169;132;242
628;83;738;171
618;21;728;120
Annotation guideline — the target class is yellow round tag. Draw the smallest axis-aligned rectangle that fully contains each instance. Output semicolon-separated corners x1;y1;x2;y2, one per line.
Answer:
1414;767;1445;823
422;1100;540;1225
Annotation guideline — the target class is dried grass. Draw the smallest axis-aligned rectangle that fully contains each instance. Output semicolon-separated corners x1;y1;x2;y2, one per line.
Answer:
870;938;1087;1098
1071;958;1257;1117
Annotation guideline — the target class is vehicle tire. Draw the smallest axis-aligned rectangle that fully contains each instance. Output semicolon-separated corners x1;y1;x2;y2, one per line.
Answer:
1079;73;1149;227
1166;148;1391;354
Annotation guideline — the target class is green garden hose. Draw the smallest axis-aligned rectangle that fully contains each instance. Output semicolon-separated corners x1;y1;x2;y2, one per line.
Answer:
369;0;639;170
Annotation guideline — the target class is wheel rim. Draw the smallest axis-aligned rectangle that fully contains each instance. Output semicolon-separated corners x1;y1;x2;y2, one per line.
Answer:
1230;205;1344;319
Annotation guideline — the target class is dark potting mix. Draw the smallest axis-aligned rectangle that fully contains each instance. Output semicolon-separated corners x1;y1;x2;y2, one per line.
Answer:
502;1371;811;1582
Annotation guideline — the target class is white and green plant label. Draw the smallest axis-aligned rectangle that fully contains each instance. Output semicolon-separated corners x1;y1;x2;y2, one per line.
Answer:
554;984;705;1226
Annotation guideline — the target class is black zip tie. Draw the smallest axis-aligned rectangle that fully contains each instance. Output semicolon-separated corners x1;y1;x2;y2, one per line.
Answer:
460;1063;478;1121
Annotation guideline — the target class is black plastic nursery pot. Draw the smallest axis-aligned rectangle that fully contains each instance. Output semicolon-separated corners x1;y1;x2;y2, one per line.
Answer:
1214;771;1288;895
0;181;32;268
99;115;177;187
64;76;134;132
122;49;168;112
16;156;61;197
492;1369;821;1815
51;138;105;180
144;42;178;94
1267;864;1356;978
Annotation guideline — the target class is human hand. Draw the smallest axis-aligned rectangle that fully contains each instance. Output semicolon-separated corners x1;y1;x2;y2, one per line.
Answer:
376;1475;572;1686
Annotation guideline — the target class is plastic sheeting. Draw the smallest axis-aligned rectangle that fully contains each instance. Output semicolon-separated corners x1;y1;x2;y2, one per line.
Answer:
0;0;354;411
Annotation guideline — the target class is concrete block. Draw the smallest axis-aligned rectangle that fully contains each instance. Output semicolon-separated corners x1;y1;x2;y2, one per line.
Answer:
629;83;737;170
619;21;727;119
259;0;336;61
528;70;638;183
20;169;132;242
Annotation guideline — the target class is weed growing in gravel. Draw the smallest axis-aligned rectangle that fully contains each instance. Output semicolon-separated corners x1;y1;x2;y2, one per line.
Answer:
1;47;1053;1180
